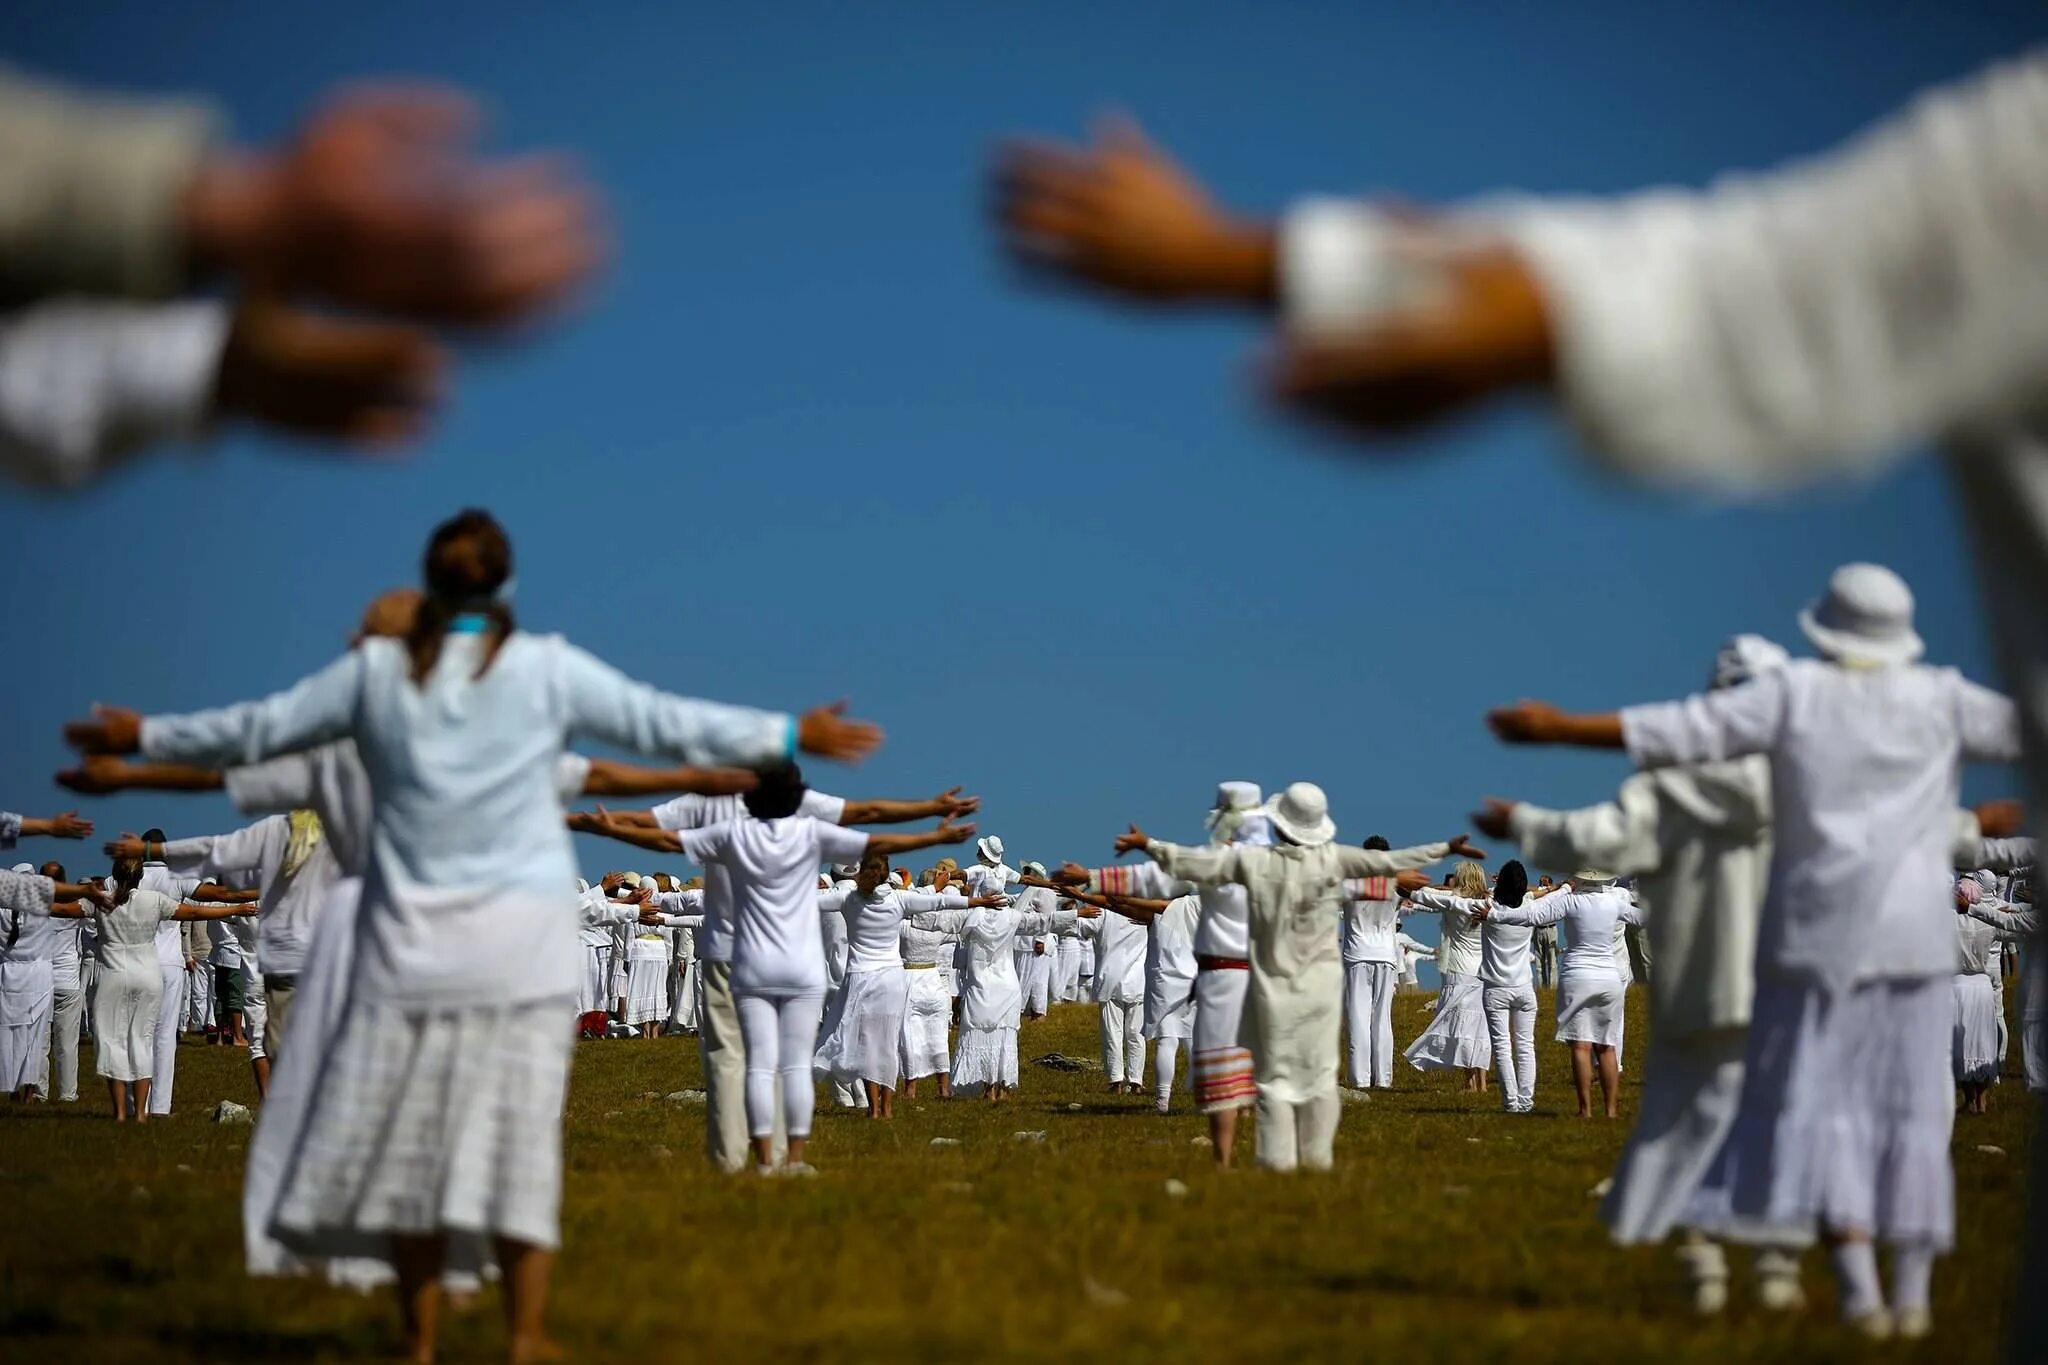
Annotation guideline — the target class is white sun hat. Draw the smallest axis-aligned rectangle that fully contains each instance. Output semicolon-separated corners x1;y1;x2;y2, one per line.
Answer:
1263;782;1337;847
977;835;1005;865
1573;868;1618;886
1797;563;1924;666
1021;860;1046;878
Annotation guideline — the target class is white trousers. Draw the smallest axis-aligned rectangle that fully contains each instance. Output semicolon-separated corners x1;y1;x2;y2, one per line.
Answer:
1484;983;1538;1108
1153;1036;1181;1106
51;984;84;1101
150;963;186;1114
1099;999;1145;1083
2024;987;2047;1092
1344;960;1397;1088
736;990;824;1142
700;962;785;1172
1022;952;1051;1016
1256;1087;1341;1171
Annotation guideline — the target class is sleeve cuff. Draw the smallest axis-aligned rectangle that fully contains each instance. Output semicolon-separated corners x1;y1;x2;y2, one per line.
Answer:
1280;197;1454;339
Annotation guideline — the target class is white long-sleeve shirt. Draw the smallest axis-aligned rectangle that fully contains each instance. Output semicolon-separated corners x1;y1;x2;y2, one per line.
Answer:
1401;888;1485;980
1339;877;1405;966
1511;756;1771;1036
154;815;339;978
819;886;969;974
1622;659;2017;989
1489;889;1641;983
649;789;846;965
139;631;793;1007
675;816;869;996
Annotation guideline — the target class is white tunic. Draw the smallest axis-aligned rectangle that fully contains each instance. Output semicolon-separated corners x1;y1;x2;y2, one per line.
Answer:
907;904;1074;1032
1622;660;2017;989
648;789;846;964
1401;888;1484;980
139;632;792;1008
676;816;870;996
154;815;340;979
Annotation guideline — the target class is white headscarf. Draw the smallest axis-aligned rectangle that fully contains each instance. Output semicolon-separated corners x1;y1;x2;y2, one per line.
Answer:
1206;781;1265;846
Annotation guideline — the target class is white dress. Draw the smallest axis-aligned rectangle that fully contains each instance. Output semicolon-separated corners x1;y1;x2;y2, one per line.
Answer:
815;887;968;1091
86;889;184;1081
1400;889;1492;1072
1953;913;2002;1086
907;903;1073;1091
0;899;59;1092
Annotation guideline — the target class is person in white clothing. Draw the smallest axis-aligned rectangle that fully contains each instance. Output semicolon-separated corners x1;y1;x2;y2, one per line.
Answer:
37;859;91;1103
1480;632;1802;1315
899;880;963;1100
1081;874;1148;1095
1472;861;1547;1114
904;890;1081;1104
579;781;977;1174
1402;862;1493;1091
62;509;879;1363
1395;932;1432;989
1490;564;2020;1339
1340;838;1422;1090
674;763;973;1174
1114;782;1474;1172
1954;879;2004;1115
815;848;1004;1119
1477;874;1640;1119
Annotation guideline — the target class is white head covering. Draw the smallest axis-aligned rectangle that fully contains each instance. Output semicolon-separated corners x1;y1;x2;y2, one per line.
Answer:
831;863;858;880
1021;861;1046;878
10;863;30;874
1710;634;1791;691
638;875;658;893
1798;563;1924;665
1206;781;1265;846
890;869;912;890
1573;869;1619;887
977;835;1005;866
1263;782;1336;847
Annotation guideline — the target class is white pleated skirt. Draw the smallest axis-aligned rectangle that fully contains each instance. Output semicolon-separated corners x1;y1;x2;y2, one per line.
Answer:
899;969;952;1079
1953;973;2001;1085
624;948;669;1025
1555;971;1625;1047
270;995;576;1261
953;1024;1018;1090
1405;973;1491;1071
1700;975;1953;1248
90;963;161;1081
816;965;908;1090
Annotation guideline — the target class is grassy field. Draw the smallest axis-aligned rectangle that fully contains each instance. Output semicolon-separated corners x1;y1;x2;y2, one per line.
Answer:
0;988;2032;1363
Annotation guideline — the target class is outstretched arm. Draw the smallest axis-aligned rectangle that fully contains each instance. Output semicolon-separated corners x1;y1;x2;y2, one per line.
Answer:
580;759;758;799
57;755;224;795
1334;837;1476;879
17;810;95;840
1486;702;1625;751
570;811;683;857
68;650;367;768
172;900;259;921
839;788;981;827
865;820;979;860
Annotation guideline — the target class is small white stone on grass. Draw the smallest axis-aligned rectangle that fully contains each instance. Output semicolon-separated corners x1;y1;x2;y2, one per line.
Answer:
665;1089;706;1105
1976;1145;2007;1157
1013;1130;1048;1144
929;1137;963;1148
1083;1276;1130;1308
1588;1176;1614;1198
1164;1179;1189;1199
213;1100;252;1125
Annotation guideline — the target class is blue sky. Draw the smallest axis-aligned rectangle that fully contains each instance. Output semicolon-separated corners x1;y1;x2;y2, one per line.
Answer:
2;5;2040;975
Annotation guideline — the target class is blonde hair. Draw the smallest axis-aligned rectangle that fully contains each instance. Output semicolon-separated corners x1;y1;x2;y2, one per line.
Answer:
1452;862;1488;899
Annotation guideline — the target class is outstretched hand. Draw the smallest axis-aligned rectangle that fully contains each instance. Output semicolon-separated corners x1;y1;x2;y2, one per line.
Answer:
56;756;132;796
934;820;979;845
1053;862;1091;887
64;704;143;756
1112;824;1150;856
1471;799;1516;842
37;810;95;840
103;832;146;860
994;113;1271;303
796;701;883;765
1976;798;2028;840
214;295;445;450
933;787;982;818
1486;701;1565;746
1394;869;1432;896
1445;834;1488;863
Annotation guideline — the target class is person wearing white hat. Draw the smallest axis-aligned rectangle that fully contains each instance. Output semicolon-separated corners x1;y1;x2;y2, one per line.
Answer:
1953;878;2004;1116
1489;563;2020;1339
1478;633;1803;1316
1112;782;1477;1171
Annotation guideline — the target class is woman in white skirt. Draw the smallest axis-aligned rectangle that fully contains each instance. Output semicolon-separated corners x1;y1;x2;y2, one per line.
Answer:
817;849;1001;1118
1478;871;1638;1118
65;510;878;1362
24;855;250;1120
1952;878;2002;1115
676;764;970;1170
899;891;961;1099
1490;563;2020;1338
906;881;1083;1104
1401;862;1493;1091
623;877;675;1038
0;864;61;1101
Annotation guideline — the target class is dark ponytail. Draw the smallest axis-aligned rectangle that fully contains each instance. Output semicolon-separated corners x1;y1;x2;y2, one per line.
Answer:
1494;859;1528;909
407;509;517;684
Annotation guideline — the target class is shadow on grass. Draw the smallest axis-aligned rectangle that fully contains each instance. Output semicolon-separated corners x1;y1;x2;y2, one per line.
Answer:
152;1320;369;1359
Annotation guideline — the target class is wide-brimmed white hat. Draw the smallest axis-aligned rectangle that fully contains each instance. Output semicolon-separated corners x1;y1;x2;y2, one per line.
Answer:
831;863;858;879
1797;563;1924;665
977;835;1005;865
1021;860;1046;878
1263;782;1336;847
1573;868;1618;886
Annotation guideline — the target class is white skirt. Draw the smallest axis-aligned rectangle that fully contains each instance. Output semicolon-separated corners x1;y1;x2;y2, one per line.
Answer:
270;995;576;1261
900;969;952;1079
624;948;669;1025
0;958;54;1091
1193;967;1254;1115
1144;976;1197;1041
1702;975;1953;1248
576;944;612;1015
1556;972;1625;1047
816;966;908;1090
952;1024;1017;1091
1602;1027;1749;1244
1953;973;2001;1085
90;963;161;1081
1405;973;1491;1071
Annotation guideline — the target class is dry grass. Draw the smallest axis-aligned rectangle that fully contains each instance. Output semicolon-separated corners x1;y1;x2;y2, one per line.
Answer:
0;988;2031;1363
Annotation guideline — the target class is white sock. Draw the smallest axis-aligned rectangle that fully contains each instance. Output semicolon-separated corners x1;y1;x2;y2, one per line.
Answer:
1829;1241;1884;1319
1889;1241;1936;1315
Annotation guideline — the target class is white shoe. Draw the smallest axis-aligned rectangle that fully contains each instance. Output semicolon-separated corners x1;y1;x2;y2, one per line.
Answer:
1689;1279;1730;1317
1846;1308;1894;1341
1755;1273;1806;1313
1154;1099;1171;1115
1894;1307;1931;1340
782;1161;819;1179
